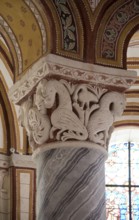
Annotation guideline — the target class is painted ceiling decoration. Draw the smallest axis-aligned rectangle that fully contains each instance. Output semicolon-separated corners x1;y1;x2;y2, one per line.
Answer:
0;0;49;80
45;0;84;60
95;0;139;68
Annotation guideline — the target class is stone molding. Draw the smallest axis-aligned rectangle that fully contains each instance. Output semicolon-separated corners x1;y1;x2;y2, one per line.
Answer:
8;54;136;104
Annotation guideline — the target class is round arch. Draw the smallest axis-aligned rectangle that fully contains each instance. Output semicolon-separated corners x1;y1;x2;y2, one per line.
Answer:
94;0;139;69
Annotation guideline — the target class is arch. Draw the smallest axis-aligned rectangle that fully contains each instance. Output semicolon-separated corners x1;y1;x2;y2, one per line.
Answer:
0;0;51;78
0;78;17;154
41;0;84;60
94;0;139;69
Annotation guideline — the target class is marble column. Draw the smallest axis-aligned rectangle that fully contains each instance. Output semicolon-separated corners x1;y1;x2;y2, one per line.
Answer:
8;54;136;220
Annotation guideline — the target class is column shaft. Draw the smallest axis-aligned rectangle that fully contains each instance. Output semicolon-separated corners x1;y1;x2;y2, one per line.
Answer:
34;145;107;220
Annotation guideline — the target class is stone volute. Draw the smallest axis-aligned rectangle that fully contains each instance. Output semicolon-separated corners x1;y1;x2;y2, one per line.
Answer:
9;54;136;220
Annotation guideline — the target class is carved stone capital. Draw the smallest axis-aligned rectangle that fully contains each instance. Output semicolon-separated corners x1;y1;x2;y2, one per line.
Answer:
8;54;137;151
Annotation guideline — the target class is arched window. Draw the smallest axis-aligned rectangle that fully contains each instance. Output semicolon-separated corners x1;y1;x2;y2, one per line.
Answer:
105;128;139;219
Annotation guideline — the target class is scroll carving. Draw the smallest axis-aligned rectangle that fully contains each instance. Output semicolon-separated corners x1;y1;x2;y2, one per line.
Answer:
19;79;126;149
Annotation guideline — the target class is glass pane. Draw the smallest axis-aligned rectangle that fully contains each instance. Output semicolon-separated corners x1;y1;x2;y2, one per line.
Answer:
131;142;139;185
132;187;139;219
105;143;128;185
106;187;129;220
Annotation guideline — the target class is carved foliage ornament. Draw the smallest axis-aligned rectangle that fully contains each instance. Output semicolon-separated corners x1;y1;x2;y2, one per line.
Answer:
19;79;126;149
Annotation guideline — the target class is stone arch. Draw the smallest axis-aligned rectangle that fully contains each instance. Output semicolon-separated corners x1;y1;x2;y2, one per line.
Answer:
0;79;17;154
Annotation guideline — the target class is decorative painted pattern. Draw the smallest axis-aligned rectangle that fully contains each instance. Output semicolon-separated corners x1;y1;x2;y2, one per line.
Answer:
35;146;107;220
88;0;101;12
53;0;77;51
0;16;23;74
0;104;7;153
24;0;47;54
0;0;44;74
100;0;139;60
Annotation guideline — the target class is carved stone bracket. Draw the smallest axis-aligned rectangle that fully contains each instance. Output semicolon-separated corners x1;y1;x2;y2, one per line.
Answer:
8;54;137;151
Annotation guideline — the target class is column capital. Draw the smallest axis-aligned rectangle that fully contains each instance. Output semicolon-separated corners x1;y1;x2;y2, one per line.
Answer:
8;54;137;151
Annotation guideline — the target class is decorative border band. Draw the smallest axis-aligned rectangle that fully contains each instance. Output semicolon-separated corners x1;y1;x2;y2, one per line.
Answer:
8;54;137;104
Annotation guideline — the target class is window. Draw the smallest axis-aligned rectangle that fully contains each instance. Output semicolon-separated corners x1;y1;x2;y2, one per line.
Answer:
105;128;139;220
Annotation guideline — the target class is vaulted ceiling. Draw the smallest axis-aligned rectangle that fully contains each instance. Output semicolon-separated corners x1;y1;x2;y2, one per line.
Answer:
0;0;139;154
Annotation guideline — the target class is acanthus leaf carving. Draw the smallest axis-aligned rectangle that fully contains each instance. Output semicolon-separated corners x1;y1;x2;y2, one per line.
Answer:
19;79;126;150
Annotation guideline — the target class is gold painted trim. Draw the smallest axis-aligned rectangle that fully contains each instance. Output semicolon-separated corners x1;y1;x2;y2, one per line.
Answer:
82;0;108;30
32;0;51;54
127;65;139;69
0;37;13;66
126;102;139;107
126;93;139;98
0;104;7;153
16;169;35;220
0;51;14;81
127;57;139;61
123;111;139;116
0;71;19;150
0;24;19;76
114;120;139;126
96;0;139;68
0;53;14;81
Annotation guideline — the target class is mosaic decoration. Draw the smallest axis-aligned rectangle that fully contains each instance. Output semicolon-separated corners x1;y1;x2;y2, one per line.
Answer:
53;0;77;51
101;1;136;59
101;0;139;60
105;142;139;219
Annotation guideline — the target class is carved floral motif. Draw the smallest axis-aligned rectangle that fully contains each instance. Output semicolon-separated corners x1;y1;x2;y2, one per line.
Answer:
19;79;126;149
